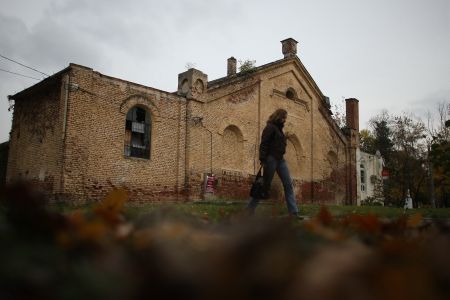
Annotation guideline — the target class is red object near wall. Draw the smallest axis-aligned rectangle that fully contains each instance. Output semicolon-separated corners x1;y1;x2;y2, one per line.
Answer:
205;174;216;194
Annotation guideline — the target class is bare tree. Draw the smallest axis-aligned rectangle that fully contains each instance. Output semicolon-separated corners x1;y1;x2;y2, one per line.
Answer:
330;97;346;129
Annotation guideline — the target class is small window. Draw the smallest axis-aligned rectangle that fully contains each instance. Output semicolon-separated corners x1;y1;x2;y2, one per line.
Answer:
360;164;366;192
124;106;151;159
286;88;296;100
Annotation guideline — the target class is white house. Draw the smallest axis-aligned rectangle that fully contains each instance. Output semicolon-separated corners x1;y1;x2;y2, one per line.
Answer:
356;150;384;205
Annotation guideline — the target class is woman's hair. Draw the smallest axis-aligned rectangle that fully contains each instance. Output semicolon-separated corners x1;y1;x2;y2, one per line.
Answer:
267;108;288;124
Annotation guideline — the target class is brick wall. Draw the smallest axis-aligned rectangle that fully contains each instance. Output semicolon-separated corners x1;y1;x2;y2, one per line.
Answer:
7;57;356;205
59;64;187;203
7;77;65;199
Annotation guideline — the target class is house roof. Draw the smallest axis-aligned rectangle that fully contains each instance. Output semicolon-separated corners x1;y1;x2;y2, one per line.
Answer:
9;63;181;101
207;56;327;104
7;54;348;144
9;55;328;110
8;66;70;101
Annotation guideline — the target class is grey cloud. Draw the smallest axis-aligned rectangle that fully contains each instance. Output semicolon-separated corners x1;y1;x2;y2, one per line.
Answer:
1;0;449;143
0;14;29;57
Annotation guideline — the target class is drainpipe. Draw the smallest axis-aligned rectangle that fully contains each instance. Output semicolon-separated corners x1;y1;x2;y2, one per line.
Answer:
60;74;79;199
202;124;213;174
62;77;78;140
208;128;212;174
184;100;190;200
62;76;70;140
256;81;261;174
192;116;213;174
60;74;70;200
175;97;182;200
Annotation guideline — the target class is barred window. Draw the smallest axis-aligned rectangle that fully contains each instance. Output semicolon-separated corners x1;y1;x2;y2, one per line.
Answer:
124;106;151;159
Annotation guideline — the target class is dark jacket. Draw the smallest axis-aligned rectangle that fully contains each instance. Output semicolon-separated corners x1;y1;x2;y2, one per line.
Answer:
259;121;287;161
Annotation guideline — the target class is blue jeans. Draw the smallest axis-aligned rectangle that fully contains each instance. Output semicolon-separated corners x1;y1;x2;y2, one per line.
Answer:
247;155;299;214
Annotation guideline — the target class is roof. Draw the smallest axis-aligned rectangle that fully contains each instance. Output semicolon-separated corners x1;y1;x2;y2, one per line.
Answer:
8;66;70;101
207;58;286;87
9;55;327;106
207;56;326;103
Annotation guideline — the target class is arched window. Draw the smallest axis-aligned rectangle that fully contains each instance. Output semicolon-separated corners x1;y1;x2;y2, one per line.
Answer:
360;164;366;192
286;88;297;100
124;106;151;159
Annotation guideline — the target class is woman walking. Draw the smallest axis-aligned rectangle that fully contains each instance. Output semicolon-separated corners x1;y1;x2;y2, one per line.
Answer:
247;108;301;218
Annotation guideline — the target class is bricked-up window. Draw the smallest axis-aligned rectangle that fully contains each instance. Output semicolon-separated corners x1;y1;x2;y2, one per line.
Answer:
222;125;243;170
124;106;151;159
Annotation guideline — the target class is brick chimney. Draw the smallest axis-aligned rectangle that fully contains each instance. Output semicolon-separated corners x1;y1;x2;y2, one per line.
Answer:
345;98;359;131
281;38;298;58
227;57;237;76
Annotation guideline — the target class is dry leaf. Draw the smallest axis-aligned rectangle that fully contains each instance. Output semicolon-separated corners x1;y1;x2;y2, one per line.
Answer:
407;213;423;228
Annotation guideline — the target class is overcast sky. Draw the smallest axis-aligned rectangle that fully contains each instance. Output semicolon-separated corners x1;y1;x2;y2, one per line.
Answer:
1;0;449;143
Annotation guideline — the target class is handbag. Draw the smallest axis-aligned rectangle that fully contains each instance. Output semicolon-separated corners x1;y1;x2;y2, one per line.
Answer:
250;166;269;199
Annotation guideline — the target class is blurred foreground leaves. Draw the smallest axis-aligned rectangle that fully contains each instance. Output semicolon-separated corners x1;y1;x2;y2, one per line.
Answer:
0;183;449;300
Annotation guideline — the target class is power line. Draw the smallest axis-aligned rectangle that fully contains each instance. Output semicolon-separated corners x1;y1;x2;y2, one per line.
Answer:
0;54;50;77
0;68;41;80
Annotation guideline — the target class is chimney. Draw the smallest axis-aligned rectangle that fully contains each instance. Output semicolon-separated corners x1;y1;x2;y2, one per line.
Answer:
281;38;298;58
227;56;237;76
345;98;359;131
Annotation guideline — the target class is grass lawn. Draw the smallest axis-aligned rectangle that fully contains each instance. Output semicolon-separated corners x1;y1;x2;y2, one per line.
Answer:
52;199;450;221
117;200;450;222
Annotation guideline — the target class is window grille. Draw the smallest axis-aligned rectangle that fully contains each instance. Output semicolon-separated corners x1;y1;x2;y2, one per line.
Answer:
124;106;151;159
132;122;145;133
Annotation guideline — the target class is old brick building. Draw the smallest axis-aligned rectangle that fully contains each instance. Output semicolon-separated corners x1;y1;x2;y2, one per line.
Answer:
6;38;359;204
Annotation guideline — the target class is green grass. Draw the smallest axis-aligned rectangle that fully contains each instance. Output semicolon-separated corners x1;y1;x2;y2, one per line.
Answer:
48;198;450;222
118;200;450;222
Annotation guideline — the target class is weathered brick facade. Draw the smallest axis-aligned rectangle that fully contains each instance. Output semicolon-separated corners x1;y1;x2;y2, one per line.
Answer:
7;38;359;204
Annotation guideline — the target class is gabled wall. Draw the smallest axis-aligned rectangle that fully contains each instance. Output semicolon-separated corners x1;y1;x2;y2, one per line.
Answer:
186;58;351;204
